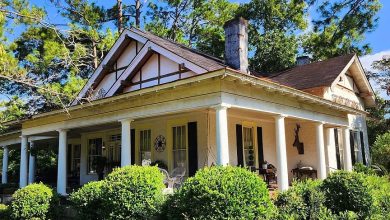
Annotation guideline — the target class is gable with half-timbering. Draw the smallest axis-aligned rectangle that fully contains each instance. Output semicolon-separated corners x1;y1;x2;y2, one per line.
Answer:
72;28;223;105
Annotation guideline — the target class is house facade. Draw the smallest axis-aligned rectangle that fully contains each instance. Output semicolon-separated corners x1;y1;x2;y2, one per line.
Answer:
0;18;375;195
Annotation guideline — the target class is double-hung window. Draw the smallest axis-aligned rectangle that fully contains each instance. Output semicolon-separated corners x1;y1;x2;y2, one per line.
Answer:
243;127;255;169
140;130;152;164
88;138;103;174
172;125;187;170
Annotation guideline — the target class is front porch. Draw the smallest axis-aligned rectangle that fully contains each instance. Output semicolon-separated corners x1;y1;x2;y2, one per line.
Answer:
1;106;356;194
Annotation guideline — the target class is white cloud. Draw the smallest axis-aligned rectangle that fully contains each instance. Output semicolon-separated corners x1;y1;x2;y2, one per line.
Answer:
360;50;390;99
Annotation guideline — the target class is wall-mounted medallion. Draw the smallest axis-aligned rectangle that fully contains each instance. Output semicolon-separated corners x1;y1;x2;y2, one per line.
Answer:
154;135;166;152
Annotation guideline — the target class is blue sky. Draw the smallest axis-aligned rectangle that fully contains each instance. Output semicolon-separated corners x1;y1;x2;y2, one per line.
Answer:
1;0;389;101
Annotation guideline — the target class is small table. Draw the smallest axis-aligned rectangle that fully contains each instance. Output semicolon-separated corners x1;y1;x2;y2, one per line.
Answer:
292;168;317;180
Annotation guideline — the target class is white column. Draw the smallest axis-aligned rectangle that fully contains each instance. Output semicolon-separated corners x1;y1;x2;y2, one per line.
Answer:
120;119;132;167
342;127;353;171
57;129;68;195
215;105;229;165
315;122;326;179
274;114;288;191
2;146;9;184
19;136;28;188
28;142;36;184
325;127;335;174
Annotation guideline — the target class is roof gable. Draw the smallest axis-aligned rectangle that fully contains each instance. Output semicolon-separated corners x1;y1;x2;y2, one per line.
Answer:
72;28;225;105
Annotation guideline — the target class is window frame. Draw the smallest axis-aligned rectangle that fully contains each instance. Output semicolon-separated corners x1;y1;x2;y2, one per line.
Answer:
139;129;152;164
87;138;103;174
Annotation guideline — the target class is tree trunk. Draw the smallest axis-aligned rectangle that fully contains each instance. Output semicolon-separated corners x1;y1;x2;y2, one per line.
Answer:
93;41;98;69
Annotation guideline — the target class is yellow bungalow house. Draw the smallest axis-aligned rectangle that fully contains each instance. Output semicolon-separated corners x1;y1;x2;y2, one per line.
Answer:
0;18;375;195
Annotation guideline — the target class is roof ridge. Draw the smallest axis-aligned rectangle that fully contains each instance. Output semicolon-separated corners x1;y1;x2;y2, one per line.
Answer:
128;27;227;67
269;53;356;78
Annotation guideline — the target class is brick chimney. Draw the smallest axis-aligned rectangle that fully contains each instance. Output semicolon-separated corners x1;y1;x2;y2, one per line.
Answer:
224;17;249;74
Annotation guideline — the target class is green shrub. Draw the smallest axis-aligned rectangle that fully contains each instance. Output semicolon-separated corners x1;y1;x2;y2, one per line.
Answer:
364;175;390;219
372;131;390;171
274;179;326;220
69;181;106;220
0;204;10;219
165;166;275;219
103;165;165;219
10;183;59;220
320;171;373;218
353;163;377;175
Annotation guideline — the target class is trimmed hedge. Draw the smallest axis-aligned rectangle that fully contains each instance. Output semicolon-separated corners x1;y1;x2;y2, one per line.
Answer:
69;180;106;219
320;171;373;218
165;166;275;219
10;183;59;220
103;165;165;219
70;165;165;220
274;179;325;219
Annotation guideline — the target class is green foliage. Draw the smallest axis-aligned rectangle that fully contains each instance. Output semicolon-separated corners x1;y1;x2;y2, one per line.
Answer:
372;131;390;171
353;163;377;175
364;175;390;219
274;179;326;220
0;204;10;219
103;165;165;219
165;166;275;219
237;0;308;73
69;181;106;220
303;0;382;60
146;0;238;58
10;183;59;220
320;171;373;218
366;96;390;146
70;165;165;219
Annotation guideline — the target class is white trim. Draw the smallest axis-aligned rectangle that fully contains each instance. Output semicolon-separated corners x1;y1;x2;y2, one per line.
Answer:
72;30;148;105
105;41;208;97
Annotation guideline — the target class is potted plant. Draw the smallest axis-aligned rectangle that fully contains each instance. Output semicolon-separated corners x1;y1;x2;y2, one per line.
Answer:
261;161;268;169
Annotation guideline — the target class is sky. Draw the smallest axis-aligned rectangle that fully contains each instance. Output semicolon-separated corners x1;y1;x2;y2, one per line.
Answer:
1;0;390;101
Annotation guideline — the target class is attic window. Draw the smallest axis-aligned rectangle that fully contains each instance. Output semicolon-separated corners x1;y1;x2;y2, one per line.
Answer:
339;76;343;82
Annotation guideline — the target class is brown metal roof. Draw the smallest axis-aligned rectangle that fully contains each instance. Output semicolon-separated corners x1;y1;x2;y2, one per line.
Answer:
130;28;227;72
267;54;355;90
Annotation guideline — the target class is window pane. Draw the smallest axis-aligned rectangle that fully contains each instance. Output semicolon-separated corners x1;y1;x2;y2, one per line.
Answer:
172;126;186;170
243;127;255;168
88;138;102;173
140;130;152;163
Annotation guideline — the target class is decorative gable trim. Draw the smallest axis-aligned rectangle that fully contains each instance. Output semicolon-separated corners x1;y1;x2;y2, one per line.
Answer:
72;29;210;105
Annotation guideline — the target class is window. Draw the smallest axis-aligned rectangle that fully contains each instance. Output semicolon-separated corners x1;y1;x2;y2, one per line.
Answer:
88;138;103;174
72;144;81;176
106;134;121;172
243;127;255;169
173;125;187;170
350;130;363;165
140;130;152;164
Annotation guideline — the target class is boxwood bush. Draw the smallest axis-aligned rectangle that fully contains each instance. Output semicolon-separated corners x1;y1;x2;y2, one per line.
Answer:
274;179;325;219
103;165;165;219
69;180;106;219
165;166;275;219
364;174;390;219
0;204;10;219
10;183;59;220
320;171;373;218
